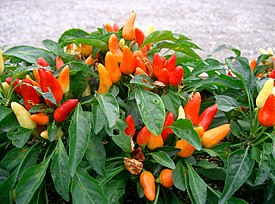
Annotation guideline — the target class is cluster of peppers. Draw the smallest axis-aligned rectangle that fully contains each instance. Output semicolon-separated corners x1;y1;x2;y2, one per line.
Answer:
2;57;78;140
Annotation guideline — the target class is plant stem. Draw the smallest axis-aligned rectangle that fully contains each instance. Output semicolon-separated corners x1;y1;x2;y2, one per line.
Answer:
153;184;160;204
252;135;270;146
230;142;247;149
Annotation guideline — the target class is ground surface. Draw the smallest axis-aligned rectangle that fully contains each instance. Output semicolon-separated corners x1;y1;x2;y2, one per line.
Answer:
1;0;275;59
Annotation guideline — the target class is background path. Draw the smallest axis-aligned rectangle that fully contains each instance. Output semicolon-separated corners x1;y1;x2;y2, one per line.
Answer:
1;0;275;59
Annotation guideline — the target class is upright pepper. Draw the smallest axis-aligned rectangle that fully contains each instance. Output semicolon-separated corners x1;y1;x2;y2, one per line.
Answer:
152;53;165;78
11;102;37;129
135;67;147;76
33;69;40;84
256;78;274;108
105;51;122;83
6;77;22;96
30;112;49;125
134;56;147;72
37;57;48;67
122;11;136;41
140;171;156;201
0;50;4;75
120;46;135;74
113;23;119;32
58;65;70;94
136;126;150;146
177;105;185;120
135;27;145;47
97;63;113;94
164;54;176;72
105;23;114;32
258;94;275;127
147;133;164;150
158;68;170;86
250;59;257;73
54;99;78;122
201;124;230;148
197;104;218;131
125;115;136;138
0;82;9;94
184;92;201;124
85;55;93;66
20;79;40;110
25;75;40;87
108;34;123;63
169;66;184;86
159;169;174;188
161;112;175;140
80;44;92;57
56;56;64;70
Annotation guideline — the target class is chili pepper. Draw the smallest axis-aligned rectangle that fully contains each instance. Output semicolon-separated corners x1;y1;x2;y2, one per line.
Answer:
140;171;156;201
122;11;136;41
227;70;233;76
54;99;78;122
25;75;40;87
152;53;165;78
20;79;40;110
105;23;114;32
175;139;195;158
40;127;63;140
164;54;176;72
33;69;40;84
136;126;150;146
135;27;145;47
197;104;218;131
146;24;155;36
113;23;119;32
134;56;147;72
97;63;113;94
125;115;136;138
258;93;275;127
0;50;4;75
11;102;37;129
0;82;9;94
184;92;201;125
105;51;122;83
169;65;184;86
5;77;22;96
57;65;70;94
159;169;174;188
268;57;275;79
135;67;147;76
177;105;185;120
30;113;49;125
56;56;64;70
256;78;274;108
194;126;204;138
80;44;92;57
147;133;164;150
108;34;123;63
37;57;48;67
158;68;170;86
201;124;230;148
120;46;135;74
161;112;175;140
250;59;257;73
39;68;63;105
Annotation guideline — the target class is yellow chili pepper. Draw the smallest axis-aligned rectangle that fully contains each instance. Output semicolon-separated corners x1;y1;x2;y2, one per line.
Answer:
0;50;4;75
256;78;274;108
40;127;63;140
0;82;9;94
177;105;185;120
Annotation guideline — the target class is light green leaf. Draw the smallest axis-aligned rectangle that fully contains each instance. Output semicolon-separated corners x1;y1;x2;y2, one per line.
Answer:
172;160;187;191
149;151;175;169
7;126;33;148
215;95;239;112
130;74;155;89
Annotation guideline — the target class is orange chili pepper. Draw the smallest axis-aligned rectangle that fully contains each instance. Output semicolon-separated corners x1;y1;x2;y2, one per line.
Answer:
135;27;145;47
122;11;136;41
105;23;114;32
56;56;64;70
140;171;156;201
97;63;113;94
30;113;49;125
58;65;70;94
147;133;164;150
201;124;230;148
80;44;92;57
175;139;195;158
33;69;40;84
85;55;93;66
159;169;174;188
184;92;201;125
250;59;257;73
108;34;123;63
25;75;40;87
120;46;135;74
105;51;122;83
135;67;147;76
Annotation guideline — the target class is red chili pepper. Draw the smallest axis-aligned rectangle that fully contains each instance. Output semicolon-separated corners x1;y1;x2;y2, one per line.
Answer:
39;68;63;105
125;115;136;138
56;56;64;70
113;23;119;32
169;66;184;86
197;104;218;131
161;112;175;140
135;27;145;47
20;79;40;110
268;57;275;79
258;94;275;127
54;99;78;122
5;77;22;96
158;68;170;86
164;54;176;72
134;56;147;72
227;70;233;76
184;92;201;125
37;57;48;67
136;126;150;146
152;53;165;78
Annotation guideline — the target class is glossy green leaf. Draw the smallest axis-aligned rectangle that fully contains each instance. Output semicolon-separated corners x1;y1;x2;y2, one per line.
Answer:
3;45;53;64
130;74;155;89
0;169;17;202
42;39;66;57
161;91;181;117
0;106;12;122
149;151;175;169
51;138;70;201
219;148;254;203
135;88;165;135
29;183;47;204
253;148;270;186
15;154;52;204
186;162;207;204
104;175;126;204
7;126;33;148
71;168;108;204
141;30;176;47
47;122;58;142
69;105;91;177
170;119;202;150
215;95;239;112
172;160;187;191
86;135;106;176
96;93;119;128
92;103;106;134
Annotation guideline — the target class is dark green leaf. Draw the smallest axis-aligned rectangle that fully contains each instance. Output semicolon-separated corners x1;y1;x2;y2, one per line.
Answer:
207;44;241;57
15;154;52;204
7;126;32;148
29;183;47;204
47;122;58;142
0;169;17;202
219;147;254;203
69;105;91;177
172;160;186;191
0;168;9;184
104;175;126;204
3;46;53;64
71;168;108;204
149;151;175;169
51;138;70;201
70;69;89;98
86;135;106;176
170;119;202;150
130;74;155;89
215;95;239;112
154;146;180;157
96;93;119;128
141;30;177;47
92;103;106;134
135;88;165;135
197;168;226;181
0;106;12;122
42;39;66;57
161;91;181;117
253;148;270;186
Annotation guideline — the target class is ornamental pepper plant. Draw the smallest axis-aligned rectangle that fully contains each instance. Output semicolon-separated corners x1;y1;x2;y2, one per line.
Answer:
0;12;274;204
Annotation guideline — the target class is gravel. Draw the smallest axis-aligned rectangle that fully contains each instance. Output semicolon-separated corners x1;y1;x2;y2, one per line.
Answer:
1;0;275;59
